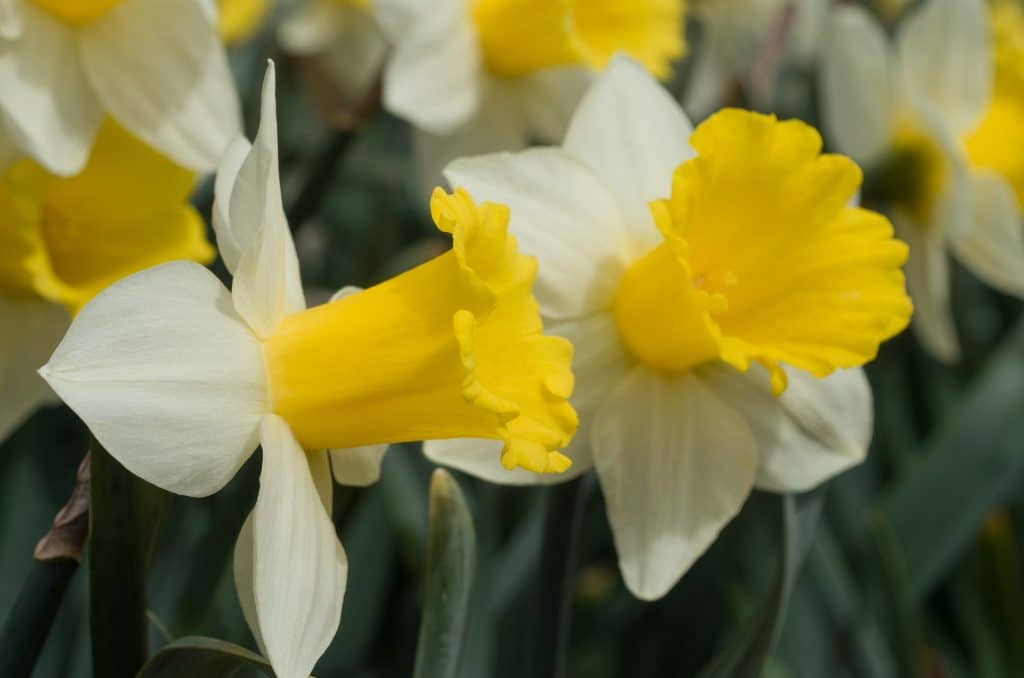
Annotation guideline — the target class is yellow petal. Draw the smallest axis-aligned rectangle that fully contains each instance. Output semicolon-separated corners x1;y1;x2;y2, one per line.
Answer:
614;109;912;394
472;0;685;80
264;188;578;474
0;120;215;314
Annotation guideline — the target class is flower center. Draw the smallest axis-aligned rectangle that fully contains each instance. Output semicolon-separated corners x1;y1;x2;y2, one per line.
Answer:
862;126;947;226
471;0;684;80
263;189;577;474
612;109;912;394
31;0;123;25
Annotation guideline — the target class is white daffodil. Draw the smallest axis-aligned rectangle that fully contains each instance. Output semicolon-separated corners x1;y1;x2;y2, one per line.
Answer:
821;0;1024;362
426;56;912;601
279;0;386;102
40;62;576;677
374;0;685;190
0;0;240;176
0;120;213;443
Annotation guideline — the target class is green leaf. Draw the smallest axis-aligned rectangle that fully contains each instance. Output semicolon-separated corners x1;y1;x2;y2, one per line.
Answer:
90;440;170;678
699;491;823;678
137;636;272;677
882;318;1024;602
413;469;477;678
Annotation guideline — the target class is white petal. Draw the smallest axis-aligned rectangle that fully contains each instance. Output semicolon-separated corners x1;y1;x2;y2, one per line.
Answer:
897;0;991;133
231;63;306;337
592;368;758;600
517;67;591;143
253;415;346;678
563;55;695;258
0;297;68;442
378;0;481;135
819;5;896;166
329;445;388;487
212;136;252;274
951;170;1024;298
445;148;630;319
279;2;337;53
0;0;21;39
39;262;267;497
894;211;960;363
0;6;102;176
702;365;872;493
79;0;241;173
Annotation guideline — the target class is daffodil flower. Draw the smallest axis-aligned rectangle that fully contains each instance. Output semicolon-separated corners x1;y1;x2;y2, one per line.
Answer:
821;0;1024;362
0;0;240;176
426;57;912;600
39;63;576;677
373;0;685;188
278;0;386;102
0;120;213;443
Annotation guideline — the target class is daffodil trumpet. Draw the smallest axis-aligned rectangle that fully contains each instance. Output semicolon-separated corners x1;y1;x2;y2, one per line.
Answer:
39;62;576;678
426;56;912;601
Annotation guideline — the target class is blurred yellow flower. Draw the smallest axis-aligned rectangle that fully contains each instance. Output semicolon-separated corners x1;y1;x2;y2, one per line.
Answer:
218;0;273;45
0;120;214;442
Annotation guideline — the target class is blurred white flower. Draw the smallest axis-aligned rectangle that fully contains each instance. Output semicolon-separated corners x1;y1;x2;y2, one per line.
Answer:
374;0;685;190
821;0;1024;362
428;57;911;600
0;0;241;176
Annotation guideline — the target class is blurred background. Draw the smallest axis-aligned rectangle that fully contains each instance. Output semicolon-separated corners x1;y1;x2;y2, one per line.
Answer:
4;1;1024;676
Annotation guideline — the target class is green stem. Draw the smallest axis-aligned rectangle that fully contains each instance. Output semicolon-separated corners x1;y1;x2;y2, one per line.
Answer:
90;440;169;678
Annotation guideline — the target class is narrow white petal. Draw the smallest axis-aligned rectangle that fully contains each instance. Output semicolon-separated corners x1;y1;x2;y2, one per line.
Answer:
79;0;241;173
231;63;306;337
593;368;758;601
253;416;346;678
702;365;872;493
897;0;990;134
894;211;960;363
40;262;267;497
445;148;630;319
563;55;695;258
0;0;22;39
0;297;68;442
378;0;481;134
329;445;388;487
212;136;253;274
951;171;1024;298
0;6;102;176
819;5;895;166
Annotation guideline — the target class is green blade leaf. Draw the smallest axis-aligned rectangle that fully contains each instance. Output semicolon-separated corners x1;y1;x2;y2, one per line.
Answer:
883;318;1024;602
137;636;272;677
90;439;170;677
413;469;478;678
699;491;823;678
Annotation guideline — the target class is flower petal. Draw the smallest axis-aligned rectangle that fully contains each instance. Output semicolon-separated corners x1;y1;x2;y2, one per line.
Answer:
951;170;1024;298
79;0;241;173
563;54;694;257
894;211;960;362
819;4;896;166
0;0;21;39
253;415;346;678
702;364;872;493
445;148;630;319
329;445;388;487
592;367;757;600
0;296;67;442
0;5;103;176
230;62;306;337
518;67;591;143
377;0;481;135
897;0;991;134
212;136;253;274
39;261;267;497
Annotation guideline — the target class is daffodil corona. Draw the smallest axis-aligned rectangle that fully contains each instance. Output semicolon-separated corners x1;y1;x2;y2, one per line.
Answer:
0;0;240;175
40;63;575;678
822;0;1024;362
374;0;684;188
0;120;213;443
428;57;911;600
